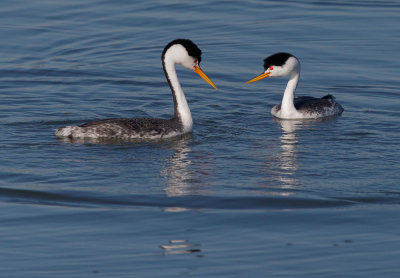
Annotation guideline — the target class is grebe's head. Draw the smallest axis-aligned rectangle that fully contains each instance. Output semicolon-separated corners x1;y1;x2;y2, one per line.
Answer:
246;52;300;83
162;39;217;89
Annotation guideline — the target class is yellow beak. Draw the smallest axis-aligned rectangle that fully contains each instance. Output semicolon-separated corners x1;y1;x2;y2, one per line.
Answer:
245;72;271;84
194;65;218;90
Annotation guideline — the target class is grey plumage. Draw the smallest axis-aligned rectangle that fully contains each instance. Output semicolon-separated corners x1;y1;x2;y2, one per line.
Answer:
274;94;344;115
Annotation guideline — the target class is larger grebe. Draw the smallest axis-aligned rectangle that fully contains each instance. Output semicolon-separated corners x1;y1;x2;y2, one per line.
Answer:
246;52;343;119
55;39;217;140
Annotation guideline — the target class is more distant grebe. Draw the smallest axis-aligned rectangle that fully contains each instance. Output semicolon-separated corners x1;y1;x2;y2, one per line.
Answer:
246;52;343;119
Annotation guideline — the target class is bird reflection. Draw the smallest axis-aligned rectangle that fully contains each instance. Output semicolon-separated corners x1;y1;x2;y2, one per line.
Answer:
161;134;208;197
265;117;340;195
258;119;307;195
275;119;301;189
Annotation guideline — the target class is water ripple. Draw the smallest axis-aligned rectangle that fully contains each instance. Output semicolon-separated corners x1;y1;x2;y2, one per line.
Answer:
0;187;371;210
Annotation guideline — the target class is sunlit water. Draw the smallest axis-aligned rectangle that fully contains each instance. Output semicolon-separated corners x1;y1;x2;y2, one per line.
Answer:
1;0;400;277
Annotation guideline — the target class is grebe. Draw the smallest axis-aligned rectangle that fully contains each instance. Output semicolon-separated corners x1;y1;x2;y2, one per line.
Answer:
55;39;217;140
246;52;343;119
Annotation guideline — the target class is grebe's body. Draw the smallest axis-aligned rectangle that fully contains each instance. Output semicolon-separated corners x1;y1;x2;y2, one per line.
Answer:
247;52;343;119
55;39;217;140
57;117;184;141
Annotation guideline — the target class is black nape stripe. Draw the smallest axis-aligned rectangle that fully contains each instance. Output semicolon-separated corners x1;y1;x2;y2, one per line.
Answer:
263;52;295;69
162;39;202;63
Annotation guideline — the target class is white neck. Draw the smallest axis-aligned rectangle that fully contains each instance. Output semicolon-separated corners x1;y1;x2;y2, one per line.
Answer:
163;56;193;133
279;70;301;119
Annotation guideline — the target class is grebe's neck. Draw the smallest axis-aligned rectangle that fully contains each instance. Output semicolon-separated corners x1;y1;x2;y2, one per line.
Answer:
163;57;193;133
280;69;300;119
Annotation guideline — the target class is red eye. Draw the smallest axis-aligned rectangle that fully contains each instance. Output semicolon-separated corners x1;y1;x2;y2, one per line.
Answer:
269;66;274;70
194;59;198;64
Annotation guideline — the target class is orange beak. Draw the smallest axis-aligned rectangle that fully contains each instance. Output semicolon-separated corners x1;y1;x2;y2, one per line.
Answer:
194;65;218;90
246;72;271;84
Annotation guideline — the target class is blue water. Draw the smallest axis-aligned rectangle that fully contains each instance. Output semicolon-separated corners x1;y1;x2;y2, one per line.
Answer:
1;0;400;277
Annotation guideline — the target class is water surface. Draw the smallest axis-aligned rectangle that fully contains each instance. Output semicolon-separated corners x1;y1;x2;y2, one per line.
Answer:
1;0;400;277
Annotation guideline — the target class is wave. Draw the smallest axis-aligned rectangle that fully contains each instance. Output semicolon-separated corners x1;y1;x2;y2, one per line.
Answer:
3;186;397;211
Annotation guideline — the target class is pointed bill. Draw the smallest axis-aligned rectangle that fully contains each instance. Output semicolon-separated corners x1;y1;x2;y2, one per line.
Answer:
246;72;271;84
194;65;218;90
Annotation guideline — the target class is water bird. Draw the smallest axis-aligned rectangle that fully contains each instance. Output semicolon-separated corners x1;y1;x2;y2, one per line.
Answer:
246;52;343;119
55;39;217;140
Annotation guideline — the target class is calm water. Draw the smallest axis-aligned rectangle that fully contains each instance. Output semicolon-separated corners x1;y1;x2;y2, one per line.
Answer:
1;0;400;277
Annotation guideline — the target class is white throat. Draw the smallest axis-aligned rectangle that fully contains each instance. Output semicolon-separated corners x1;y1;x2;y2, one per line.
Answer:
163;50;193;133
278;71;300;118
272;58;302;119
